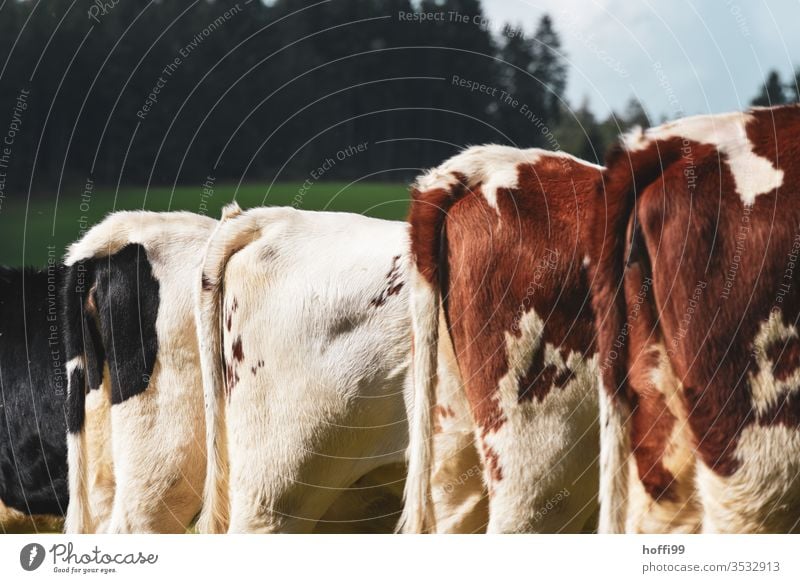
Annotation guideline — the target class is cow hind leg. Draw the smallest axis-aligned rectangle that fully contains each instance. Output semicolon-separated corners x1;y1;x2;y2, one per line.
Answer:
83;384;115;533
467;309;599;533
625;403;702;533
226;451;347;534
431;429;488;533
226;374;407;534
225;389;357;534
625;346;702;533
106;379;204;533
314;463;406;534
227;419;402;533
696;424;800;533
481;419;599;534
481;368;600;532
430;319;488;533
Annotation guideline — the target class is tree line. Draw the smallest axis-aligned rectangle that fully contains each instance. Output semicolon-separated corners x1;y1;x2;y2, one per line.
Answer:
751;69;800;107
0;0;797;198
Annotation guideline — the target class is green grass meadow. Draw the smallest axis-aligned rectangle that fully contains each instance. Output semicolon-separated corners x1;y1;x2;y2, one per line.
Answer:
0;182;410;267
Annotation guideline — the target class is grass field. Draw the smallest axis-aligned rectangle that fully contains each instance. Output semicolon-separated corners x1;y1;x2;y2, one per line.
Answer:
0;182;410;267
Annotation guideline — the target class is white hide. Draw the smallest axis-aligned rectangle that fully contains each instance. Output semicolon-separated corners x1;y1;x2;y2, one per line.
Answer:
197;207;413;533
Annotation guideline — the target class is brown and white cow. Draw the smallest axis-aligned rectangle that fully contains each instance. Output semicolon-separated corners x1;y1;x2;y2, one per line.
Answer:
401;145;602;533
590;104;800;533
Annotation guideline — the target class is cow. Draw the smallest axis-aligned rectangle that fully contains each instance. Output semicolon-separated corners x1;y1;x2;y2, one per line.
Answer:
0;265;68;531
401;145;603;533
589;104;800;533
61;211;216;533
196;204;426;534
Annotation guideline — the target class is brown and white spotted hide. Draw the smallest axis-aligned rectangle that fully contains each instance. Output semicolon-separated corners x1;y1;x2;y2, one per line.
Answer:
591;104;800;533
406;146;602;533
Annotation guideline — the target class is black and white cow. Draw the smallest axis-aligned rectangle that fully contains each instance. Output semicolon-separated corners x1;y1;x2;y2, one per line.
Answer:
61;211;217;533
0;263;68;530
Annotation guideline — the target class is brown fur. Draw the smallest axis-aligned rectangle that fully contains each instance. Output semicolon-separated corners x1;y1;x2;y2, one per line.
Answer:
410;155;601;486
624;253;682;502
590;104;800;530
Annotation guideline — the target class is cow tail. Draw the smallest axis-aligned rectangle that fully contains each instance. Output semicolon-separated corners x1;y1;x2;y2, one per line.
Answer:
397;245;440;534
591;136;681;533
597;379;631;533
195;202;257;534
61;260;102;533
398;172;466;534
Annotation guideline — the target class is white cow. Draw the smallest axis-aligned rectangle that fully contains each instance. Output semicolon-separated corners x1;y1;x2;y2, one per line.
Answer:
196;204;423;533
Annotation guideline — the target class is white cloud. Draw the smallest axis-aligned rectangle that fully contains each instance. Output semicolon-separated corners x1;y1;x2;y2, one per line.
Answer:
481;0;800;119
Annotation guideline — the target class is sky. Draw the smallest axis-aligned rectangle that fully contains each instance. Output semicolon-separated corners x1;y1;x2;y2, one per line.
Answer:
481;0;800;121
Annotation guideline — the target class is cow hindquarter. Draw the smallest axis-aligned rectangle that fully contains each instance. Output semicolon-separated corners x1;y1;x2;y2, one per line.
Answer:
659;250;800;534
692;115;800;533
444;192;599;534
63;212;214;533
631;114;800;533
83;380;115;532
687;261;800;534
622;254;702;533
222;217;410;533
